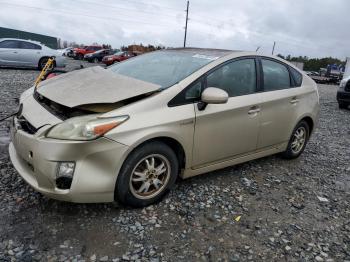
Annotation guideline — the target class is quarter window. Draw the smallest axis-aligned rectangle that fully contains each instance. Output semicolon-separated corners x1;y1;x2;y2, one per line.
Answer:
262;59;291;91
185;81;202;100
0;40;20;48
206;59;257;97
290;67;303;87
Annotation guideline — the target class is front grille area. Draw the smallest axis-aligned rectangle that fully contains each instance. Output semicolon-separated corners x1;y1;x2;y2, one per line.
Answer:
17;116;37;134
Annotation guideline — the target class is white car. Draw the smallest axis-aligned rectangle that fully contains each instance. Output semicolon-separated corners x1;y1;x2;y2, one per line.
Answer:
0;38;66;70
57;47;74;56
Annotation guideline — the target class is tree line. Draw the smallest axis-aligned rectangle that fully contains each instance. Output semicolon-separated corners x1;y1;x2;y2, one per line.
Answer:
277;54;345;71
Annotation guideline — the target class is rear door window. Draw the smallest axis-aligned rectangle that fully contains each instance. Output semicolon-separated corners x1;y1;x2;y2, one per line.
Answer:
19;41;41;50
206;58;257;97
0;40;20;48
261;59;291;91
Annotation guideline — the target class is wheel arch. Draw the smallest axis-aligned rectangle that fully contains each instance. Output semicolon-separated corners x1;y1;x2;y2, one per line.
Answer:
126;136;186;173
298;116;315;135
300;116;314;135
38;56;55;69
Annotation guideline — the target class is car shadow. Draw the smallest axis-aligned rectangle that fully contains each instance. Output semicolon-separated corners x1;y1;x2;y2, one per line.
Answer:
0;66;38;71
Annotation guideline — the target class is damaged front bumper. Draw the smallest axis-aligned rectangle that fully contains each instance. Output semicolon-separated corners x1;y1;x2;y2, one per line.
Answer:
9;117;129;203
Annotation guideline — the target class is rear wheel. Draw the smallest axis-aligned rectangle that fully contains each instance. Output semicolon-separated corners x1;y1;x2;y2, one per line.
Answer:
93;57;99;63
115;142;178;207
339;102;348;109
281;120;310;159
38;57;54;70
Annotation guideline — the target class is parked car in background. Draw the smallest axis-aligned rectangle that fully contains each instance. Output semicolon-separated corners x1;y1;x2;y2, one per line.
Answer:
337;75;350;109
73;45;102;60
304;71;319;76
59;47;74;56
0;38;66;70
84;49;118;63
102;51;135;66
10;48;319;207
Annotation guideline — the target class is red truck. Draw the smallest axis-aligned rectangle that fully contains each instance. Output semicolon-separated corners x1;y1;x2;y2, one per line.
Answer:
73;45;102;60
102;51;135;66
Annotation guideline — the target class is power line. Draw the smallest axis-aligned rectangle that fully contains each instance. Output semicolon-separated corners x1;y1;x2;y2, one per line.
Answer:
70;0;182;19
124;0;183;12
0;1;179;29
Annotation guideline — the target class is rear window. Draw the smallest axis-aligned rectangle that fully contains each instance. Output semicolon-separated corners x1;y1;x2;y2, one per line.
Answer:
290;67;303;87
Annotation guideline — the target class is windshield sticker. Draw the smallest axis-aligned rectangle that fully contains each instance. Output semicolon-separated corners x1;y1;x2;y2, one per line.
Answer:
192;54;219;60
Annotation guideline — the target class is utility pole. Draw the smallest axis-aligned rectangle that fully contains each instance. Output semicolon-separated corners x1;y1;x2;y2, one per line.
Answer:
272;41;276;55
183;0;189;48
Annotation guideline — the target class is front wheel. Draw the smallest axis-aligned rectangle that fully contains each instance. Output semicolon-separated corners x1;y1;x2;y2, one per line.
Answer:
281;120;310;159
115;142;178;207
93;57;99;63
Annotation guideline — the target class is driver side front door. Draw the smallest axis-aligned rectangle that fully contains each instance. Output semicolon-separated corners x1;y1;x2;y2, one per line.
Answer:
192;58;261;168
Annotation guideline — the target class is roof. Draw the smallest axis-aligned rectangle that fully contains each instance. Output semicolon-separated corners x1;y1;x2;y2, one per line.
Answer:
167;47;238;58
0;37;42;45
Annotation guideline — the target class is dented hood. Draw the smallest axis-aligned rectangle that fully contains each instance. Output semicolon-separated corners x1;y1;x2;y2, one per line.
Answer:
36;66;161;108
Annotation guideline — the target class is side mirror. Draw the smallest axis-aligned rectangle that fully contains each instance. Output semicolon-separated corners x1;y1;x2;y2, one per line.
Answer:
198;87;228;111
201;87;228;104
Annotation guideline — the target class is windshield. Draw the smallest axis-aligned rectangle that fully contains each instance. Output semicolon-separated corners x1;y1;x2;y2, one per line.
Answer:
108;50;217;88
114;51;124;55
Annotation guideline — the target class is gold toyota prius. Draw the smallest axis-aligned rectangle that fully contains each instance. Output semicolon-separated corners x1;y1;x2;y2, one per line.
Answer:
9;48;319;207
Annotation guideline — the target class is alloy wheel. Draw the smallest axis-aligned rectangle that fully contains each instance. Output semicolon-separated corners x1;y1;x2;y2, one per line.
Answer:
291;126;306;154
129;154;171;200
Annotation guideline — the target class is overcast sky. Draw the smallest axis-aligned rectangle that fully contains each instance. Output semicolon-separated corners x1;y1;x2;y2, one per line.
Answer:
0;0;349;59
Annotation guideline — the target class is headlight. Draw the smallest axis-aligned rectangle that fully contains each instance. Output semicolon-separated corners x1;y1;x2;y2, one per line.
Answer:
46;114;129;140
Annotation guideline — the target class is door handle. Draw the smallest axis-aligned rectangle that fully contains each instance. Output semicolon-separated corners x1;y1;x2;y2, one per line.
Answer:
248;107;261;115
290;97;299;104
13;51;17;53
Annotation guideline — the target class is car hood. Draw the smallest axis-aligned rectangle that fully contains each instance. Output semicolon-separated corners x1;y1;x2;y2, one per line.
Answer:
36;66;161;108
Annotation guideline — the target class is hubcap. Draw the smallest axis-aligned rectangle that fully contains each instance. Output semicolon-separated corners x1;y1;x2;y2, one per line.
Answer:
129;154;171;199
291;126;306;154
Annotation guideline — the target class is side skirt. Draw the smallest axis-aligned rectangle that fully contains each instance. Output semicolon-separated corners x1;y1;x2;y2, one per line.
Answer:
180;142;288;179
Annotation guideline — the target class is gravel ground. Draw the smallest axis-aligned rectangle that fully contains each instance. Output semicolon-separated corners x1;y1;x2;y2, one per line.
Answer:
0;59;349;262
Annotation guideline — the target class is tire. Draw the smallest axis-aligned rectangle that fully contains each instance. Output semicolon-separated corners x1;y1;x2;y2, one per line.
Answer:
77;53;84;60
115;141;178;207
339;102;348;109
281;120;310;159
38;57;55;71
93;57;99;63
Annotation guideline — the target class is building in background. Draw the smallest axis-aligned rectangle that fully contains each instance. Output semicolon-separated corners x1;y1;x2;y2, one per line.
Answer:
0;27;58;49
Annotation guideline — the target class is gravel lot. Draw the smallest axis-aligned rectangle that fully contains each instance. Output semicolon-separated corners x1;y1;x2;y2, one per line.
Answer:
0;59;349;262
